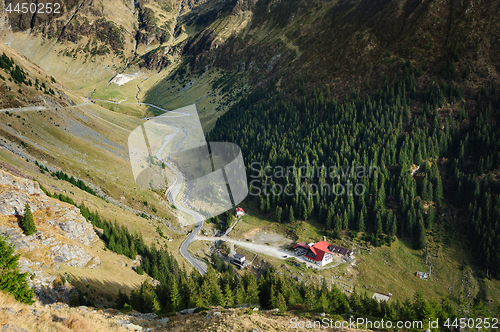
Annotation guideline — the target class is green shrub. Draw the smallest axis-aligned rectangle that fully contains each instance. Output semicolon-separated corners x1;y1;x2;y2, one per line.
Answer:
121;303;134;313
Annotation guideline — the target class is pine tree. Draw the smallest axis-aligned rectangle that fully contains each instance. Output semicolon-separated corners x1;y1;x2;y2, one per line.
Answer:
265;195;271;213
413;289;434;320
421;178;430;201
140;282;160;313
20;204;36;235
305;287;315;310
288;206;295;223
197;281;210;308
277;292;287;313
275;206;283;223
301;201;308;220
234;285;245;305
425;206;435;229
350;289;363;313
259;196;265;212
434;178;443;204
79;202;89;220
115;290;129;309
414;221;426;250
223;282;234;307
375;211;383;235
426;181;434;201
318;291;329;313
357;211;365;232
0;235;35;304
244;273;259;304
108;235;116;252
391;214;398;236
210;279;224;306
269;286;277;309
170;279;181;312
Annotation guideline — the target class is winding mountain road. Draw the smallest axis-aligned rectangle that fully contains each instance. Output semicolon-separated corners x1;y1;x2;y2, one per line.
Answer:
159;138;207;274
148;110;207;275
1;98;208;274
89;98;207;274
164;161;207;275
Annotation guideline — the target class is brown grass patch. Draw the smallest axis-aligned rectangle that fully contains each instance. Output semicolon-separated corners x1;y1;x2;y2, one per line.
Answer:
0;291;129;331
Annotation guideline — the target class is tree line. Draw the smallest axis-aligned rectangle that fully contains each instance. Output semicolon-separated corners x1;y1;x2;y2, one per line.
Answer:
35;161;97;196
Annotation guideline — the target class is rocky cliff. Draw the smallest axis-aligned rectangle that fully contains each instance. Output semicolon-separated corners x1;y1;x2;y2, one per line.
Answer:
0;169;99;303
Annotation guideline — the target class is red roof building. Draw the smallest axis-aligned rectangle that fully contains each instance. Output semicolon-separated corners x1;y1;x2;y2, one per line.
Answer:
235;207;245;217
303;241;333;266
292;242;310;250
293;241;352;266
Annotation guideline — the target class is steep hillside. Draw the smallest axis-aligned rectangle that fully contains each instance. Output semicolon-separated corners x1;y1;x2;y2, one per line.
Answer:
2;0;499;105
0;43;73;109
0;0;135;88
0;168;150;305
178;0;500;96
0;0;211;90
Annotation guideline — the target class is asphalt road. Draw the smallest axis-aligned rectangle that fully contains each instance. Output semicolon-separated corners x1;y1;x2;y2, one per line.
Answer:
165;160;207;275
154;113;207;275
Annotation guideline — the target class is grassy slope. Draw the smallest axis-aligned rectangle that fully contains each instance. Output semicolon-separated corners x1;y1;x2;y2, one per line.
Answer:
141;67;250;132
0;99;176;217
0;291;132;332
0;97;188;238
0;0;139;91
0;42;72;109
0;33;227;274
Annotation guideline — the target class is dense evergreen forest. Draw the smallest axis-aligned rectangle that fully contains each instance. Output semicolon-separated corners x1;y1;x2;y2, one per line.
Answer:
208;61;500;279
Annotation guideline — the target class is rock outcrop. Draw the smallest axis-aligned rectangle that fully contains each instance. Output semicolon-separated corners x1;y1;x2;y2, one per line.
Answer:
0;169;99;302
0;170;43;215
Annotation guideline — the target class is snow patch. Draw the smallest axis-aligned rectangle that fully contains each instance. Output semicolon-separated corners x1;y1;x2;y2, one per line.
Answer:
109;72;143;86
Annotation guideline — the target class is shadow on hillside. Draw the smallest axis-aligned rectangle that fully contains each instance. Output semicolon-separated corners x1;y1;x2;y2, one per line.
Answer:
37;274;143;306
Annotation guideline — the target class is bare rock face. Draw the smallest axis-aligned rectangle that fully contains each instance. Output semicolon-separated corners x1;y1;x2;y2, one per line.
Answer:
0;190;32;216
0;169;98;245
0;171;43;215
51;244;98;268
46;208;97;246
0;169;100;302
0;171;44;195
